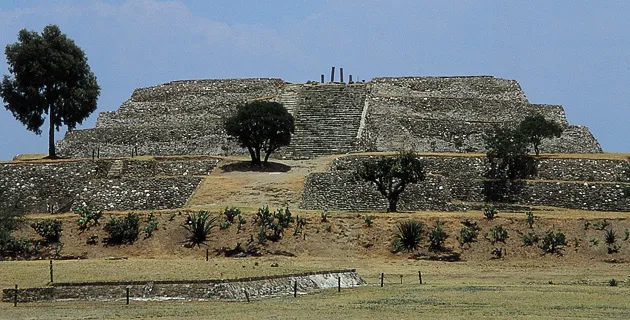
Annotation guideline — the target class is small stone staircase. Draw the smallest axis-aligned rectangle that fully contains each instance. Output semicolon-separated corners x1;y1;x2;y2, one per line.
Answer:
107;160;125;178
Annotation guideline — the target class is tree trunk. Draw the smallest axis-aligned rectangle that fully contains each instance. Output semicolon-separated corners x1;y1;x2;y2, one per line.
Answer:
48;105;56;158
387;199;397;213
247;147;259;165
534;144;540;156
254;147;261;166
263;149;272;164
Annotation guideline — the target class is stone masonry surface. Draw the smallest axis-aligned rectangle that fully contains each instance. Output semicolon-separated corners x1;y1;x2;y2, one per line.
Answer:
0;157;218;213
56;76;602;158
3;270;365;303
301;155;630;212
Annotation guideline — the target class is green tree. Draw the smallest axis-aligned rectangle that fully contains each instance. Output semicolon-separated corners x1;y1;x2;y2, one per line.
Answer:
356;151;425;212
518;114;564;155
224;100;294;165
484;127;532;180
0;25;100;158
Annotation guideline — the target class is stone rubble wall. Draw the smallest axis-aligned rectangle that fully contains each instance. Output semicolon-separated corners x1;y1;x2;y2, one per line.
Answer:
2;270;365;303
361;78;601;154
300;155;630;212
0;158;218;214
369;76;529;101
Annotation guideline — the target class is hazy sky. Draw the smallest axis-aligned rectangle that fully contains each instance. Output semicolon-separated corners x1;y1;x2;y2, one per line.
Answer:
0;0;628;159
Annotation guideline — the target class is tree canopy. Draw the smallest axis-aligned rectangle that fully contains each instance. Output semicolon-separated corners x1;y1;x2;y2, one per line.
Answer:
356;151;425;212
518;114;564;155
0;25;100;158
224;100;295;165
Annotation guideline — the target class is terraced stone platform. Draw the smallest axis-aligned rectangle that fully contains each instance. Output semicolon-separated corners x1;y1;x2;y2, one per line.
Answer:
56;76;602;159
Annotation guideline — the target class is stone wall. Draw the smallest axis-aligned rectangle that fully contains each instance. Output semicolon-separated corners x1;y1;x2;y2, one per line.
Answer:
3;270;365;303
301;155;630;212
57;75;603;159
0;157;218;213
369;76;529;101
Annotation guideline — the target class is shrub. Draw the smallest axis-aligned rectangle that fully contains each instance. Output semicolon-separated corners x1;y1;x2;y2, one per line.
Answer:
86;234;98;245
183;211;218;247
321;210;329;222
364;215;375;227
525;211;536;228
393;220;424;253
75;205;103;231
459;219;480;246
256;206;294;242
609;279;618;287
219;219;232;230
604;229;619;254
483;206;498;220
394;223;421;252
460;226;479;246
31;219;62;242
0;235;39;258
589;237;599;246
428;220;448;251
223;207;241;223
293;215;307;236
593;219;611;231
104;213;140;244
237;214;246;232
539;230;567;254
491;247;504;259
143;213;159;239
255;206;273;226
490;225;508;243
521;232;539;246
624;229;629;241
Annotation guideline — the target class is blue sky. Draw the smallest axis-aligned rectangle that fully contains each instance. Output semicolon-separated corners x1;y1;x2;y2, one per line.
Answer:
0;0;628;159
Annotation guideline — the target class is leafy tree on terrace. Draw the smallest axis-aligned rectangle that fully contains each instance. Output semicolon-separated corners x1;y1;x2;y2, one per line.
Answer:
518;114;564;156
0;25;100;158
484;127;533;180
356;151;425;212
224;100;294;165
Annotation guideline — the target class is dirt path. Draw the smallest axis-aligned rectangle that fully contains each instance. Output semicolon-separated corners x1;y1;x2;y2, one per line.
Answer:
186;156;336;210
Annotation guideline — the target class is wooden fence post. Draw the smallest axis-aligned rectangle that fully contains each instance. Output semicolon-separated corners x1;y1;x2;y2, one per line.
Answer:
338;277;341;292
418;271;423;284
293;280;298;297
50;259;53;283
380;273;384;287
400;275;403;284
205;248;209;261
13;284;17;307
244;290;250;302
126;287;130;305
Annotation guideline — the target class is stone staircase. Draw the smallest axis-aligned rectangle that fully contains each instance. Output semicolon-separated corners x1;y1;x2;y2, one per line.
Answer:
277;84;303;116
107;160;125;179
286;84;367;159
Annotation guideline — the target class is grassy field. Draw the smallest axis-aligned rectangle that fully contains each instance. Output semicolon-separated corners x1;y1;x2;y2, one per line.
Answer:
1;257;629;319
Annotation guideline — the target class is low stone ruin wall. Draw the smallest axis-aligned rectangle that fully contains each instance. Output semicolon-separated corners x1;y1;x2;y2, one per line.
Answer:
2;269;365;303
301;155;630;212
0;157;218;213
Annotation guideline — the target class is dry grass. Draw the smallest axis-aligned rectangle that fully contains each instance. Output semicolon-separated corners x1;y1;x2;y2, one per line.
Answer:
1;258;629;319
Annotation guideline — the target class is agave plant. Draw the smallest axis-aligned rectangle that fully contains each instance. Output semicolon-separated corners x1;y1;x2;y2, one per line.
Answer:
393;220;424;252
183;211;218;247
